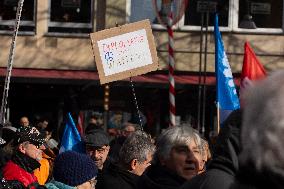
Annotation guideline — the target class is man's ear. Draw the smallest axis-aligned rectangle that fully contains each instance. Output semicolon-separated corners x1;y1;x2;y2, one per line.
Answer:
18;143;26;154
130;159;138;171
106;145;110;151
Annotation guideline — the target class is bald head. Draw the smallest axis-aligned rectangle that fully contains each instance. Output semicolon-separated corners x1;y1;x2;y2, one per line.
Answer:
20;116;29;127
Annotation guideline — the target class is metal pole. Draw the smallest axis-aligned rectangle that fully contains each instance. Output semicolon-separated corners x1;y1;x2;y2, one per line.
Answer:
201;11;209;135
96;0;107;131
168;6;176;127
197;12;204;133
0;0;25;125
96;0;106;31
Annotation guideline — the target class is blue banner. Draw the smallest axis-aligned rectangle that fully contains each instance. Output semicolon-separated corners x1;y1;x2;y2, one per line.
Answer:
59;112;84;153
214;14;240;111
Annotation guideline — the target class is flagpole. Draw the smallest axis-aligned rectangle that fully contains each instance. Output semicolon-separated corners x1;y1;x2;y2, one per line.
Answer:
217;102;220;134
214;13;240;134
168;5;176;127
201;11;209;136
0;0;25;125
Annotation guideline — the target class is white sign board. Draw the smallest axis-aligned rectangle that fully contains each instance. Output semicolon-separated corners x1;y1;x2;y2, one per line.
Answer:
90;20;159;84
97;29;152;76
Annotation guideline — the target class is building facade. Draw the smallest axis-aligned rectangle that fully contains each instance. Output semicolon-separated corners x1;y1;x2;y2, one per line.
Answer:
0;0;283;136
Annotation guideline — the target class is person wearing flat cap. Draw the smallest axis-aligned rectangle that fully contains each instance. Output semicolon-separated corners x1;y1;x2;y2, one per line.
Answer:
2;126;47;189
85;130;110;171
84;130;110;189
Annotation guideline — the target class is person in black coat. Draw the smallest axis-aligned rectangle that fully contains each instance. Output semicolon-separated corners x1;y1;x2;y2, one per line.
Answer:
137;125;202;189
108;122;138;163
230;71;284;189
97;161;140;189
97;131;155;189
181;109;242;189
137;162;187;189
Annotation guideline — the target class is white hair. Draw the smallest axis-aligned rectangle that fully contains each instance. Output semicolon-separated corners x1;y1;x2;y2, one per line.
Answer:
240;71;284;171
155;124;200;162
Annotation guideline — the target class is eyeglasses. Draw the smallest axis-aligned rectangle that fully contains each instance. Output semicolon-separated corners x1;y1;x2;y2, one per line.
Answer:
22;141;43;149
88;178;97;188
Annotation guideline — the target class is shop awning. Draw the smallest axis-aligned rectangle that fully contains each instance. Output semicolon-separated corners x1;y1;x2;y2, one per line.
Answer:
0;68;240;86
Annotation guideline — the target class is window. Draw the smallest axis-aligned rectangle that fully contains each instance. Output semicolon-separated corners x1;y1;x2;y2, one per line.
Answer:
127;0;230;30
127;0;284;33
184;0;228;27
48;0;93;34
0;0;36;33
128;0;189;29
239;0;283;29
127;0;163;29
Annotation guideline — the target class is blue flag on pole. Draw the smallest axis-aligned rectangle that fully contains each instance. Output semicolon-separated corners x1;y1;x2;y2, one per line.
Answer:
59;112;84;153
214;14;240;122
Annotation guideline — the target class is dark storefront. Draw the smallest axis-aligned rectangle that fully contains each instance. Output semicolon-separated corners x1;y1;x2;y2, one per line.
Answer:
1;68;219;139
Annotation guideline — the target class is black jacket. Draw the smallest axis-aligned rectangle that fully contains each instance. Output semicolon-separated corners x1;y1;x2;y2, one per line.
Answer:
231;161;284;189
96;162;139;189
136;164;186;189
108;136;126;163
181;110;242;189
96;158;111;189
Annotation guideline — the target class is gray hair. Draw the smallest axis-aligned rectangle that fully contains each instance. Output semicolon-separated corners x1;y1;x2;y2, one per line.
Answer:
240;71;284;172
119;130;155;165
155;124;200;162
121;122;139;131
200;137;211;160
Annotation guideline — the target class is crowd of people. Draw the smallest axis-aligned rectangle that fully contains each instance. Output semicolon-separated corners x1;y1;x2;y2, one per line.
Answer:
1;70;284;189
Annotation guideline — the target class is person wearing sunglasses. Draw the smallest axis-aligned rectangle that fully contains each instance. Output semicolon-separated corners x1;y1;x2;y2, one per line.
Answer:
2;126;47;189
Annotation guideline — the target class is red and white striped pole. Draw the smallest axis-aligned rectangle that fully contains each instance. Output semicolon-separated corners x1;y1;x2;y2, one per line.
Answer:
167;11;176;127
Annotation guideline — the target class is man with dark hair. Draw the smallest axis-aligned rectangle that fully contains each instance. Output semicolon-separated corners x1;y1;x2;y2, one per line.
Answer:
36;118;49;137
85;129;111;189
85;130;110;171
108;122;138;163
85;113;104;134
97;131;155;189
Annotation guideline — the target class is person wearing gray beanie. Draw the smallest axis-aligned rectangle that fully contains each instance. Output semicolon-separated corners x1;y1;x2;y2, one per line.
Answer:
45;151;98;189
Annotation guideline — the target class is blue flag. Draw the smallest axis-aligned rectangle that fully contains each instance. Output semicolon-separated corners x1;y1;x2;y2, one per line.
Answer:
214;14;240;122
59;112;84;153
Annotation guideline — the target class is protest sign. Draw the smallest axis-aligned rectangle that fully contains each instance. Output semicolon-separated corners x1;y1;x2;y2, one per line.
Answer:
90;20;158;84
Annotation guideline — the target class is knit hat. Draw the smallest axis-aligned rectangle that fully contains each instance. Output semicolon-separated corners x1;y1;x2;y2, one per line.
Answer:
14;126;45;148
53;151;98;186
84;130;110;147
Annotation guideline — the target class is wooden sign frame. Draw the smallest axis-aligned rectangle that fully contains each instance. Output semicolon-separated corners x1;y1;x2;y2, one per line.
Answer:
90;19;158;84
